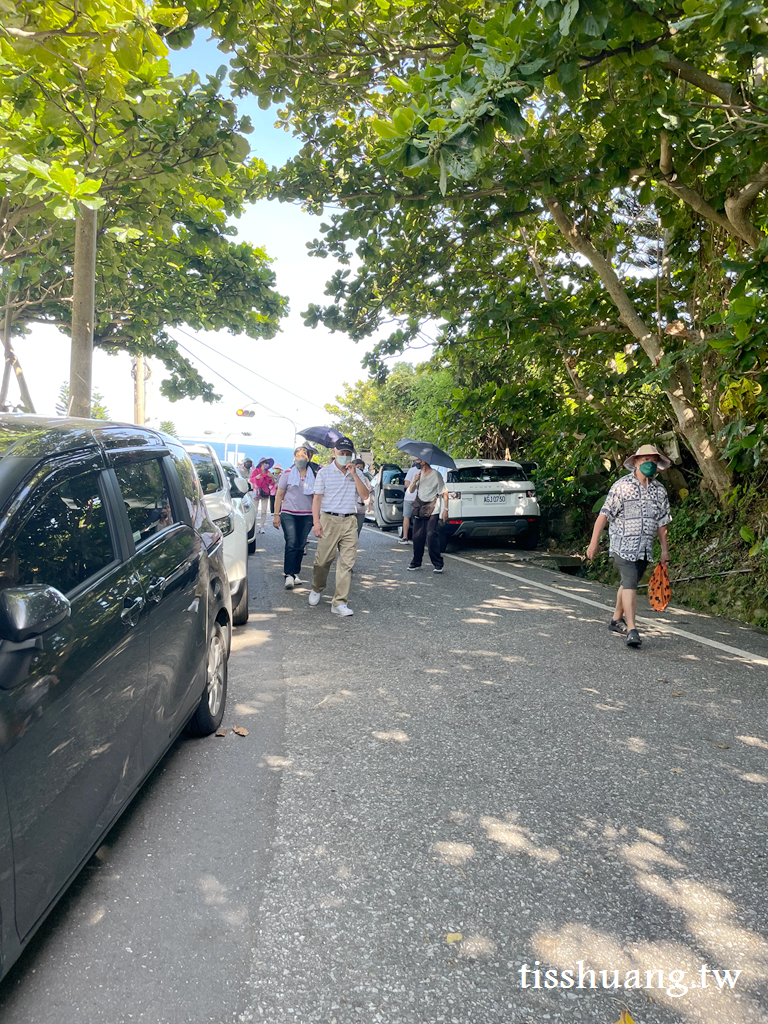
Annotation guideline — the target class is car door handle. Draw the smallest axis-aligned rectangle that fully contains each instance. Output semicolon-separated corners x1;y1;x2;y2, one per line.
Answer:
146;575;167;602
121;594;145;627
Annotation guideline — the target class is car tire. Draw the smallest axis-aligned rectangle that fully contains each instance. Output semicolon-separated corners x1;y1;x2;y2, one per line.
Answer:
185;620;228;736
248;531;256;554
232;576;249;625
518;526;540;550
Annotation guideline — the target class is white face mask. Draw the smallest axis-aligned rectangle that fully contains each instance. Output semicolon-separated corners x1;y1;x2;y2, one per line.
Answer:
336;454;352;466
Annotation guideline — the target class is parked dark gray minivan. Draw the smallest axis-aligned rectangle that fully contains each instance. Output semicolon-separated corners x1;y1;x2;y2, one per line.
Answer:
0;416;232;980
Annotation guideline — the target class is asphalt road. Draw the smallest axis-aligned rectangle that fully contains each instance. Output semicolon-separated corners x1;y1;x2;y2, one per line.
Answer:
2;524;768;1024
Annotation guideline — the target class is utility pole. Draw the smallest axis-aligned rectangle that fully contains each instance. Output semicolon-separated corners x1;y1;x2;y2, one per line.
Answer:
132;354;148;425
69;206;98;417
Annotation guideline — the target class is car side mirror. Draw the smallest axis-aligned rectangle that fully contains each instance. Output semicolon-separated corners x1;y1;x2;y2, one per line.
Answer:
0;586;71;644
231;477;249;497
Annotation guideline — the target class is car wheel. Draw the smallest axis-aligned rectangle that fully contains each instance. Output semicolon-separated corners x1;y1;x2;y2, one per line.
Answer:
185;621;228;736
518;526;540;550
248;532;256;554
232;576;249;625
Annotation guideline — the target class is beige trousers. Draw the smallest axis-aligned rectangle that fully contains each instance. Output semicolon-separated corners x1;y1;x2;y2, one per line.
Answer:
311;512;359;606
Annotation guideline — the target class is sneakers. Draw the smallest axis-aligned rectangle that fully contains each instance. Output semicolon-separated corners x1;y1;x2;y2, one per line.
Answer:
398;537;410;544
609;617;626;634
408;563;421;571
308;590;321;607
331;603;354;617
293;576;304;586
626;628;642;648
284;575;294;589
433;567;444;573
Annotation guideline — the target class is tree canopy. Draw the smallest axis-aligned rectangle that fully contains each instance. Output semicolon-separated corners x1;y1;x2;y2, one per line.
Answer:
211;0;768;501
1;0;287;405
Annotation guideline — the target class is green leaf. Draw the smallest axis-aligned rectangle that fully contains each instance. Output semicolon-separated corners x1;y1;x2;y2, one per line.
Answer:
740;526;756;544
559;0;580;36
152;6;188;29
733;321;751;341
371;118;401;139
428;117;449;131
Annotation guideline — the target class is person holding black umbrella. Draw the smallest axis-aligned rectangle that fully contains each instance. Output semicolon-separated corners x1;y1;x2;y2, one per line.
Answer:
407;459;449;573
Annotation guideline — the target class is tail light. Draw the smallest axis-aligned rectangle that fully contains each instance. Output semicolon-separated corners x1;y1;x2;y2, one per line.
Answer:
448;491;461;499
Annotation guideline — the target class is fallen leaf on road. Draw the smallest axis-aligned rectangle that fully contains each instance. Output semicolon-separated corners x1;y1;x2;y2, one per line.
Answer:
614;1011;636;1024
215;729;226;737
715;744;729;749
672;692;682;697
670;767;683;773
233;726;249;737
446;933;463;943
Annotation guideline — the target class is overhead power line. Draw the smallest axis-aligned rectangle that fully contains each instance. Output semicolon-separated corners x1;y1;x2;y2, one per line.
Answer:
173;339;288;422
170;325;328;414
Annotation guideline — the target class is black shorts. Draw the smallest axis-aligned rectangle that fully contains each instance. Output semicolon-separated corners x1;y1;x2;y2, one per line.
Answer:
613;555;648;591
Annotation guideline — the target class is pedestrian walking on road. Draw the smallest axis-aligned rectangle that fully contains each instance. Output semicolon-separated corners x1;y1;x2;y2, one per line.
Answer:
239;458;253;480
269;463;283;514
274;446;316;589
250;458;276;533
407;460;449;573
353;458;368;537
399;459;421;544
587;444;672;648
308;437;370;617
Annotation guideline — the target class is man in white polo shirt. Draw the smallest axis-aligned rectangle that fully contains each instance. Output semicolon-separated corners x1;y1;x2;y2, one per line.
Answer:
308;436;370;616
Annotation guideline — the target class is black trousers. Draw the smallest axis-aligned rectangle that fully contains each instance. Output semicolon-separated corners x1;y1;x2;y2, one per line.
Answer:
411;514;443;569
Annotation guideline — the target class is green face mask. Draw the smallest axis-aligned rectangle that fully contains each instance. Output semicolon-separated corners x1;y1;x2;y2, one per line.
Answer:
639;460;658;477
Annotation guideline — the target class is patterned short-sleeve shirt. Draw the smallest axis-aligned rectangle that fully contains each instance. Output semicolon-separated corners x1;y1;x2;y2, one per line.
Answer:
600;473;672;561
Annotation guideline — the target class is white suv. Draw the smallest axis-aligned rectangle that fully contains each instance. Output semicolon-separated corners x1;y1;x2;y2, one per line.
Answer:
443;459;540;549
186;444;250;624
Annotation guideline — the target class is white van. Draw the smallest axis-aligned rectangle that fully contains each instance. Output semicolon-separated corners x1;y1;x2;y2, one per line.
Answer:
443;459;540;549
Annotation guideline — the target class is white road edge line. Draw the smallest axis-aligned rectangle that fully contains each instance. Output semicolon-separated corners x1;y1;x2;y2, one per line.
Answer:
444;553;768;668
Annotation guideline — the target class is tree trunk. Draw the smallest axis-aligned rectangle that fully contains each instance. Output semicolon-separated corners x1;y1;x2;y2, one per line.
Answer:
10;345;35;413
543;197;733;501
69;206;98;417
0;281;12;408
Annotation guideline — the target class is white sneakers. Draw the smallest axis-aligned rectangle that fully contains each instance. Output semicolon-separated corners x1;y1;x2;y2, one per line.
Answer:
309;591;353;615
284;576;294;589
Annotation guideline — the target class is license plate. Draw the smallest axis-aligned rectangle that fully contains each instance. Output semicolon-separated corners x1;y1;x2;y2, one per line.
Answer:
483;495;506;504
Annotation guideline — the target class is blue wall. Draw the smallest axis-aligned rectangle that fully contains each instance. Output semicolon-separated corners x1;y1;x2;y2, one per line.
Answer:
179;437;296;469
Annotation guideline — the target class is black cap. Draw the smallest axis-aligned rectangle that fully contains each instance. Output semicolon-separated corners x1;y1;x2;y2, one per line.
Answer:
334;436;354;452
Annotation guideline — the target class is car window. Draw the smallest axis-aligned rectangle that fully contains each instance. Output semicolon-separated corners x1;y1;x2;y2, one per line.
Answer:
381;468;405;486
114;459;176;546
0;470;114;596
189;452;223;496
168;444;204;525
448;466;528;483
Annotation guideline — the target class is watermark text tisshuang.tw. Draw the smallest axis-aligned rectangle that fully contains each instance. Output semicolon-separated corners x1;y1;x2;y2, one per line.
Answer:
518;961;742;998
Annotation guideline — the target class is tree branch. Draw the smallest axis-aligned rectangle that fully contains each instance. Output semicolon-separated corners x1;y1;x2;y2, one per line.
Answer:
724;162;768;250
657;132;737;239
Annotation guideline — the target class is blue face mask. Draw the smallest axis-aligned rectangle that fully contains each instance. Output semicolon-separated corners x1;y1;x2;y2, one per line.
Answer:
336;454;352;466
639;460;658;477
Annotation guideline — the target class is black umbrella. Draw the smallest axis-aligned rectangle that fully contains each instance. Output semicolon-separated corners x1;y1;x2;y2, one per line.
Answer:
298;425;344;449
397;438;456;470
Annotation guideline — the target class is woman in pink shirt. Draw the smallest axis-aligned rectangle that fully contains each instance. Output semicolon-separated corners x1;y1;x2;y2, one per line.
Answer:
250;457;276;533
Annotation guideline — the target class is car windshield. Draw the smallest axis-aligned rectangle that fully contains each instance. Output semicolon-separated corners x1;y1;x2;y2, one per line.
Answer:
189;452;223;495
448;466;528;483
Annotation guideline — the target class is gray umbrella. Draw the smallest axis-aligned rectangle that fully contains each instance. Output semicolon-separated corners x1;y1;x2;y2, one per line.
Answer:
298;426;344;449
396;438;456;470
